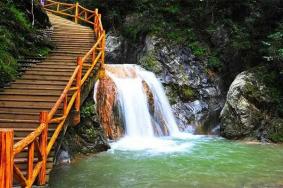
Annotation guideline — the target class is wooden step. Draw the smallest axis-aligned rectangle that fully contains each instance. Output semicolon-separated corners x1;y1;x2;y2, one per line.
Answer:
21;75;72;81
24;71;73;77
0;112;39;120
13;79;68;85
0;119;57;129
1;88;63;94
5;83;65;90
0;101;57;109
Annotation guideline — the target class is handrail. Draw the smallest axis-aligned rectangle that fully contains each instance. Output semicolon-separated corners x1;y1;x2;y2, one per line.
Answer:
0;1;106;187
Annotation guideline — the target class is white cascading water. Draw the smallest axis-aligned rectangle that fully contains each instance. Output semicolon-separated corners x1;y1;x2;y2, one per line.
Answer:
95;64;195;152
137;67;180;136
110;76;155;138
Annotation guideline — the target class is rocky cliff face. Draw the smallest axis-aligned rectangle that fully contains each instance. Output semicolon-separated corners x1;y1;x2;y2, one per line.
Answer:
106;32;224;134
57;98;110;163
220;71;283;142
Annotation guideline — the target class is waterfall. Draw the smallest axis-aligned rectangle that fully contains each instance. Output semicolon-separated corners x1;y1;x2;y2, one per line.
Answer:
94;64;196;152
109;76;155;138
95;64;182;139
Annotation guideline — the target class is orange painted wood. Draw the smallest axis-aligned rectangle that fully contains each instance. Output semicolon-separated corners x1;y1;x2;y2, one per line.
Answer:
75;2;79;23
63;95;67;116
0;129;14;188
76;57;83;112
13;123;46;155
101;31;106;66
27;141;35;183
38;111;48;185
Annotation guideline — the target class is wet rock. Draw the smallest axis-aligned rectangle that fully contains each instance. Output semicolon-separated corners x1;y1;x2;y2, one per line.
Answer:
106;32;123;64
56;150;71;165
96;76;125;140
106;30;141;65
138;35;224;133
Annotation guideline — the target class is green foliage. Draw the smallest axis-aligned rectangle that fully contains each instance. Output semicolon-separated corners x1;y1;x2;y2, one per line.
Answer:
0;51;17;85
140;53;162;73
252;67;283;116
262;22;283;67
9;6;31;31
180;87;195;101
189;42;207;57
81;101;95;119
36;47;52;57
0;1;52;87
207;56;222;71
268;119;283;143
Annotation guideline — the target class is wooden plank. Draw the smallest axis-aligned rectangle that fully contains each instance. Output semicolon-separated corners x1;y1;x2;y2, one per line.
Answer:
27;142;34;182
38;112;48;185
0;129;14;188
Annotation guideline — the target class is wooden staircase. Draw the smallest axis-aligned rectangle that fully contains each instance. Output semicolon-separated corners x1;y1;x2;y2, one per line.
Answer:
0;1;106;187
0;13;94;185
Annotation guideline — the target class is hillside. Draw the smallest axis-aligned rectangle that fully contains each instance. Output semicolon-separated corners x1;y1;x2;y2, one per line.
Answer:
0;0;52;87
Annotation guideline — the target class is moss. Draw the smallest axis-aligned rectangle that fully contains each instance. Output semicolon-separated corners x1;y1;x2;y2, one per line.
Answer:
243;82;262;100
207;56;223;71
188;41;207;57
180;86;196;101
140;53;162;73
81;101;95;119
165;84;196;104
268;119;283;143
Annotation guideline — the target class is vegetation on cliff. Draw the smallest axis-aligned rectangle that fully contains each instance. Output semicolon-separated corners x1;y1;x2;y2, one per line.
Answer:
62;0;283;141
69;1;282;73
0;0;52;87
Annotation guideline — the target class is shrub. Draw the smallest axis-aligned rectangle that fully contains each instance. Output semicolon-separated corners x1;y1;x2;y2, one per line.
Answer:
81;101;95;119
207;56;222;71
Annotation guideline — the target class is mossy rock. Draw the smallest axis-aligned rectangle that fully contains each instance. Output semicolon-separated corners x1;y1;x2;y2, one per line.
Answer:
140;53;162;74
180;86;196;101
267;119;283;143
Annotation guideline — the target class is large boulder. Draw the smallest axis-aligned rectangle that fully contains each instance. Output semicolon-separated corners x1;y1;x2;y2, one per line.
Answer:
220;71;283;142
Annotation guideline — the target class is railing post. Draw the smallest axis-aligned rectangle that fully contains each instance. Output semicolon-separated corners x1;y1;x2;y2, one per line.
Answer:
98;14;102;38
75;2;79;24
38;111;48;186
63;95;68;116
94;9;98;34
0;129;14;188
101;30;106;66
56;3;60;12
27;142;34;184
74;57;83;125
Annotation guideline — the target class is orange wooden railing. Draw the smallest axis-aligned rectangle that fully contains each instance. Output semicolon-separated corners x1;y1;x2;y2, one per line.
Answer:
0;1;105;187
